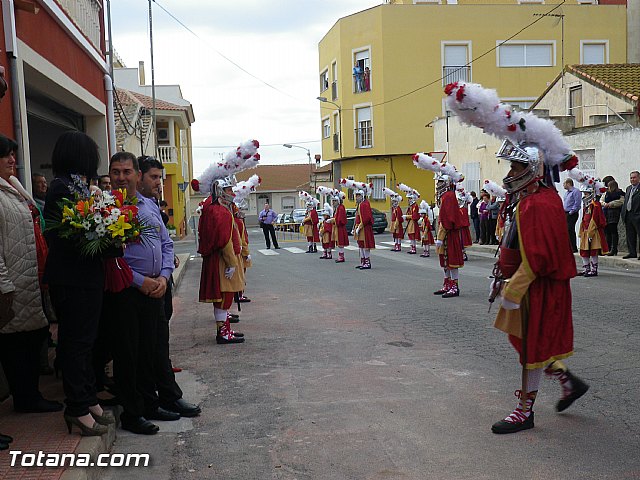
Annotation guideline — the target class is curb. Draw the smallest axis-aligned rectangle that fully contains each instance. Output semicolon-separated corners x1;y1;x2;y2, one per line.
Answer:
173;253;191;290
467;244;640;271
59;421;117;480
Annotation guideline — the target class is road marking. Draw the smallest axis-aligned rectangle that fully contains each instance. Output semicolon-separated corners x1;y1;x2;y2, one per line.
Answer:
344;246;360;251
283;247;306;253
380;241;396;246
258;249;279;256
375;244;391;250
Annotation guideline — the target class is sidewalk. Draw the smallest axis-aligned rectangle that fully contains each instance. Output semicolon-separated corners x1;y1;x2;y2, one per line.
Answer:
466;242;640;271
0;253;191;479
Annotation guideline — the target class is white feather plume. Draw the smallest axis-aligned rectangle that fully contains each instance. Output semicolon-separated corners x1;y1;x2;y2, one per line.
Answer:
444;82;575;169
567;168;606;194
195;139;260;194
483;179;507;198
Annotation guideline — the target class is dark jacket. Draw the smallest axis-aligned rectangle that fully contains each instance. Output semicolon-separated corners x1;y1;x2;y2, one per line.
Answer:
470;198;479;219
43;177;104;288
603;189;624;225
621;184;640;223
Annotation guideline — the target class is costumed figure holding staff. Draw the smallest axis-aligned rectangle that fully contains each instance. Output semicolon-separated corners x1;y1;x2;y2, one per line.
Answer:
398;183;420;254
341;178;375;269
193;139;260;344
570;169;609;277
318;187;349;263
383;187;404;252
446;81;589;434
483;180;508;243
419;200;435;258
300;191;320;253
232;174;261;304
318;202;335;259
413;154;465;298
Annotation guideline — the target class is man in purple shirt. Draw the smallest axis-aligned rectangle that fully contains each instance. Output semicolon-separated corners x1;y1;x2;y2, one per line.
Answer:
258;202;280;249
104;152;175;435
563;178;582;253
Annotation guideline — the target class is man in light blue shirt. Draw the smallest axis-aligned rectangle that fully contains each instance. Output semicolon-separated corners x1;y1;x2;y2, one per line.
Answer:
563;178;582;253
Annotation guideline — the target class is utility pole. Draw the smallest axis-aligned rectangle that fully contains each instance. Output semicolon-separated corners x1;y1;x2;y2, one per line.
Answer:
148;0;158;158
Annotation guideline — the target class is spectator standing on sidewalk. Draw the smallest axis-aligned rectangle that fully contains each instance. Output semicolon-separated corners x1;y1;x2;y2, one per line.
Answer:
563;178;581;253
602;179;624;256
478;193;490;244
258;202;279;249
487;195;500;245
621;171;640;259
31;173;47;212
469;191;480;243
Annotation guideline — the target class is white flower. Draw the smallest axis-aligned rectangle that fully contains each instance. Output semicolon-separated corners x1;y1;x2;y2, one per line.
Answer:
85;231;98;241
109;208;121;220
95;224;107;237
102;192;115;205
82;220;92;231
93;213;103;224
103;216;114;226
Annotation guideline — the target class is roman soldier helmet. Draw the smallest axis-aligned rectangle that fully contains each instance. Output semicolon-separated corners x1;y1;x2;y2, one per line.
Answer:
299;190;319;210
444;82;580;194
413;152;464;202
568;168;606;207
383;187;402;207
397;183;420;205
191;139;260;204
340;178;372;203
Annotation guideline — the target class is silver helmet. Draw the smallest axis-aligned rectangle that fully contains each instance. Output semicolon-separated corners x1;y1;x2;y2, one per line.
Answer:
435;175;455;202
355;190;365;204
496;139;545;194
212;175;236;204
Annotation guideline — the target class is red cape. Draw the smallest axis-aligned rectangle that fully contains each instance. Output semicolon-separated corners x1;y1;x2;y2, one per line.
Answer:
439;190;464;268
198;199;234;303
356;200;375;248
334;204;349;246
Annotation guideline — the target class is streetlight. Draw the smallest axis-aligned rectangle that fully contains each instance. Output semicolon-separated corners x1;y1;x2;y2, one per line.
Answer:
317;96;342;159
283;143;313;189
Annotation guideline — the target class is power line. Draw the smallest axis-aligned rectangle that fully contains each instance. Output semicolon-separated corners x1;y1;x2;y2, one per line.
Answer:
318;0;567;113
151;0;301;102
190;140;319;149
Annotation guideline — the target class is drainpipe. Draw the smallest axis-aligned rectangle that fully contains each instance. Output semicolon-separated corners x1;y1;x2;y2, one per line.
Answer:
2;0;25;185
104;74;116;156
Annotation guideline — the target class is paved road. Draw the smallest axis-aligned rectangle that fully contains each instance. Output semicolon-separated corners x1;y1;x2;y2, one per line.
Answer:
103;231;640;480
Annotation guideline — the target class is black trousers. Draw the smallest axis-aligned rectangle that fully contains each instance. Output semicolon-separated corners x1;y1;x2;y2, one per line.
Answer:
566;212;579;252
480;218;490;244
155;296;182;408
50;285;102;416
472;217;480;242
105;288;158;419
625;217;640;257
0;326;48;409
488;218;498;244
262;224;279;248
604;223;619;254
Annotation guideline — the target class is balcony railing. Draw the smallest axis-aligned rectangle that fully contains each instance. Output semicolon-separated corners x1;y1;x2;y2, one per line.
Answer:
355;126;372;148
331;81;338;101
56;0;103;51
157;146;178;164
333;133;340;152
442;65;470;86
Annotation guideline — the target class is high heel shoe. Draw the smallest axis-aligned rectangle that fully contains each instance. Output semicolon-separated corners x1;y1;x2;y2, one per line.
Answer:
90;410;116;426
64;414;108;436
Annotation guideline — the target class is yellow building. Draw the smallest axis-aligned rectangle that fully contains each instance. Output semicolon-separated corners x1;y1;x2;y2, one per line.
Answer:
318;0;627;206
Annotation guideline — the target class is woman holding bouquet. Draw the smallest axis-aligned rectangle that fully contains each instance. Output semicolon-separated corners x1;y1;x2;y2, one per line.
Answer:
44;131;113;436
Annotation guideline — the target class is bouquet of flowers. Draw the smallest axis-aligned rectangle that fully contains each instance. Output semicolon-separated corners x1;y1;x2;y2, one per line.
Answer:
49;188;154;292
52;188;148;257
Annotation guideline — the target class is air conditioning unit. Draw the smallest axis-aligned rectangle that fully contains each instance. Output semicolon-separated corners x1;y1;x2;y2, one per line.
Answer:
157;127;170;144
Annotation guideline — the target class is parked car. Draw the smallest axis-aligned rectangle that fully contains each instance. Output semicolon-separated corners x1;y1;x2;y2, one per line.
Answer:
345;208;388;234
274;212;296;231
292;209;307;224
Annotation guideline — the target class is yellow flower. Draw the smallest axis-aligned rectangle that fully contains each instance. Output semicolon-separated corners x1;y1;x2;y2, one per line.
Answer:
108;215;132;238
62;205;76;222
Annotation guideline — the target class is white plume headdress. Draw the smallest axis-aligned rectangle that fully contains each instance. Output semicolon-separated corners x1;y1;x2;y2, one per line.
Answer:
233;174;261;207
483;179;507;199
191;139;260;194
567;168;606;194
299;190;319;207
444;82;579;179
412;152;464;184
340;178;372;196
397;183;420;199
323;202;333;217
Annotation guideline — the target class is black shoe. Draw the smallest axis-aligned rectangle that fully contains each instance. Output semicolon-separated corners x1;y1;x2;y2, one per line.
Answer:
274;246;281;249
121;416;159;435
228;317;240;324
266;246;271;249
0;433;13;443
0;442;8;451
622;254;634;259
216;335;245;344
14;398;63;413
98;396;121;407
161;398;201;418
557;372;589;412
238;296;251;303
491;412;534;434
145;407;180;421
228;313;240;319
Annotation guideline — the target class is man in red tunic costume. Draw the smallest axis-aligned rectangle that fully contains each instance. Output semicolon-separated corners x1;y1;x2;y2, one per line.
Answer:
443;80;590;435
383;187;403;252
331;190;349;263
341;178;375;269
403;190;420;255
572;171;608;277
300;191;320;253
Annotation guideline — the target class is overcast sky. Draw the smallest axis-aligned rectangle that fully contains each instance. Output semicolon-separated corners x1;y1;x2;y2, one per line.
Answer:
110;0;380;176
